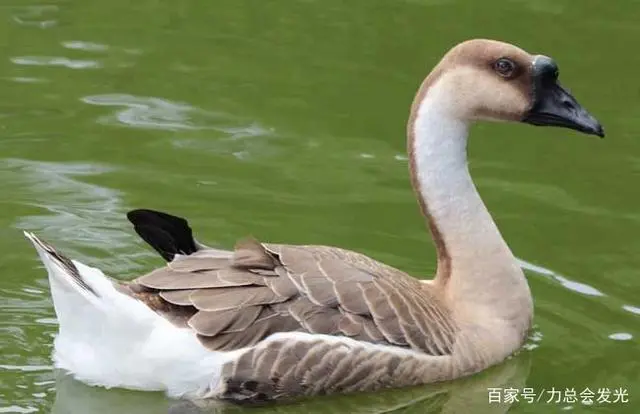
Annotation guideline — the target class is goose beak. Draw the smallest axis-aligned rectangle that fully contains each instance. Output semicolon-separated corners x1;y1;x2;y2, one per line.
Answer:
522;55;604;138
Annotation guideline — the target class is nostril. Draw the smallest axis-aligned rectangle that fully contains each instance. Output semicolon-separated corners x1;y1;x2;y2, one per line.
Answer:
560;97;574;109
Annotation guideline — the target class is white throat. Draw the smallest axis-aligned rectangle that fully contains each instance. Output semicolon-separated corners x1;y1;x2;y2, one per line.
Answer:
412;79;509;263
411;76;531;324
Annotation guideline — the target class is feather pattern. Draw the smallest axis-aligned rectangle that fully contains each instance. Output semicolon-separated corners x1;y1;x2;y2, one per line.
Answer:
130;240;457;355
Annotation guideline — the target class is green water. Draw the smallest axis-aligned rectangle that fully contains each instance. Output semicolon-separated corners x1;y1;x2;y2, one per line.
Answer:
1;0;638;413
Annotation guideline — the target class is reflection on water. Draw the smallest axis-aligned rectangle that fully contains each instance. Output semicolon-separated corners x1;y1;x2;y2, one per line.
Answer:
50;353;531;414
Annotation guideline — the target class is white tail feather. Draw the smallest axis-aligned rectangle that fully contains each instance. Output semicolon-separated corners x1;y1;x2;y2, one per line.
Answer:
24;232;230;398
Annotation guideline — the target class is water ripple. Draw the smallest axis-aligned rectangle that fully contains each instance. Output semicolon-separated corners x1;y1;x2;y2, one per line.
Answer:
82;94;215;131
11;5;58;29
518;258;605;297
61;41;109;52
0;365;52;373
481;178;611;217
524;326;543;350
82;94;278;160
173;123;277;161
622;305;640;315
3;159;145;274
11;56;101;70
608;332;633;341
7;77;47;84
507;0;565;14
0;406;38;414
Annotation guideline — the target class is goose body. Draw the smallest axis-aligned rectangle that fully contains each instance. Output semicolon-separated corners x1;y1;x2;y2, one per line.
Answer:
24;39;603;401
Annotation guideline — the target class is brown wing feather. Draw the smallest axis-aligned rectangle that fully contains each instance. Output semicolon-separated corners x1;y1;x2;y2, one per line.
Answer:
159;289;195;306
200;311;300;351
233;238;278;269
189;286;287;311
333;282;370;314
188;307;262;336
128;239;457;355
138;267;264;290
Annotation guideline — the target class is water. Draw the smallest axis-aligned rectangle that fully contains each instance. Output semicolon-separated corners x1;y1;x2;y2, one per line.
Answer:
1;0;638;413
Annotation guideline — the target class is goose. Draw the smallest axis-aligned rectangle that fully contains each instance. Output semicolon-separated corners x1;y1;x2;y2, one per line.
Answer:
24;39;603;402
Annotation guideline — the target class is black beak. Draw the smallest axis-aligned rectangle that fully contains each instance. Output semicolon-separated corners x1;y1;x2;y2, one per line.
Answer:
522;55;604;138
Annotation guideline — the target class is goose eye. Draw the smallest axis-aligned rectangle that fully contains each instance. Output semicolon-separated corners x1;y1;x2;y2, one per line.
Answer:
493;58;516;78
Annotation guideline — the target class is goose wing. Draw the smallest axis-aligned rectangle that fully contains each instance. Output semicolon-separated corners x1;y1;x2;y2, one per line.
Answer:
129;238;457;355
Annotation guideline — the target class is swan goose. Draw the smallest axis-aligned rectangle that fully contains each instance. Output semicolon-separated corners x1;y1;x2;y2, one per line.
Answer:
24;39;603;401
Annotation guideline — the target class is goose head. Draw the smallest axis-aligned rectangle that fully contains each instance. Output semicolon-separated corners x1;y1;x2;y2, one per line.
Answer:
417;39;604;137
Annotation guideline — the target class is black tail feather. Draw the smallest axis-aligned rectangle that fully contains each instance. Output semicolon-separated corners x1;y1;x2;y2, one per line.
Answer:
127;209;198;262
